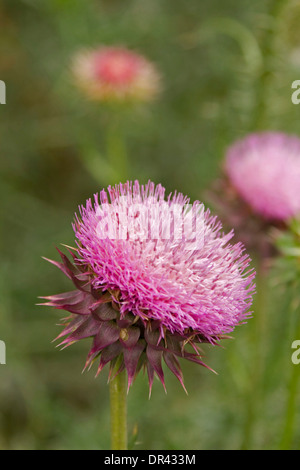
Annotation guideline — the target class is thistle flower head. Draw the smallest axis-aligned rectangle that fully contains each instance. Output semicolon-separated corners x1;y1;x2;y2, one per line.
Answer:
41;181;255;393
72;46;161;103
225;132;300;222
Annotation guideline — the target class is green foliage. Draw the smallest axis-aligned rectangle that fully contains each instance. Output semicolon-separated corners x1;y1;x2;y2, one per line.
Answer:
273;219;300;285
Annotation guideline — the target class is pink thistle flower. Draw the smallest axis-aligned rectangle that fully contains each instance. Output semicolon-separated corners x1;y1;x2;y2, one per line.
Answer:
72;46;161;102
225;132;300;222
40;180;255;393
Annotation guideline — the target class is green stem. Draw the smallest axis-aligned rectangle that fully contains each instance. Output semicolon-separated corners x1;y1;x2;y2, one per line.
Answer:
106;116;128;183
279;321;300;450
250;0;290;130
109;362;128;450
77;107;129;186
240;262;268;449
280;361;300;449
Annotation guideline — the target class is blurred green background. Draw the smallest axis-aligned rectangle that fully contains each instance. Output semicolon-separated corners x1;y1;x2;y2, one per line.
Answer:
1;0;300;450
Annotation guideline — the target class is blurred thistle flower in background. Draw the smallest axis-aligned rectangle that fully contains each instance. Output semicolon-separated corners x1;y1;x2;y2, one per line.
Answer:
72;46;161;103
40;180;255;394
70;46;162;186
225;132;300;222
207;132;300;260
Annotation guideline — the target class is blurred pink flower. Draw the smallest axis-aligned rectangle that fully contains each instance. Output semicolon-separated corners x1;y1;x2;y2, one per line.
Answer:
41;181;255;392
72;46;161;102
225;132;300;221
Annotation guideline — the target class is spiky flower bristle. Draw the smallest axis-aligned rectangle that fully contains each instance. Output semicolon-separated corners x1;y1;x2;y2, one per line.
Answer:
40;247;218;394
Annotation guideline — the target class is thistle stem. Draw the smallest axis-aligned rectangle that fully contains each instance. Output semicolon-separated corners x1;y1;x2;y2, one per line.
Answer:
279;358;300;449
106;115;128;183
279;320;300;449
109;362;128;450
250;0;289;130
241;261;268;449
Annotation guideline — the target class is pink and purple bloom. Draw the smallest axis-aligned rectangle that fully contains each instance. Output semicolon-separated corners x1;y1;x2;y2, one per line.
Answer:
225;132;300;222
41;181;255;393
72;46;161;102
